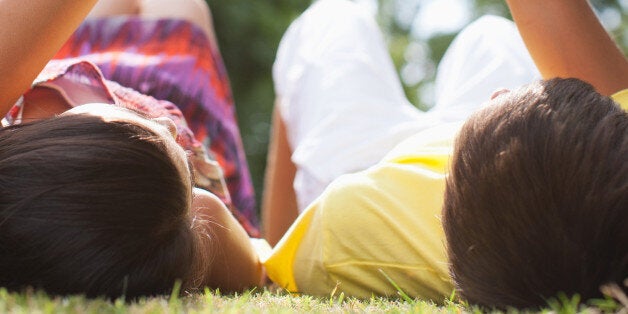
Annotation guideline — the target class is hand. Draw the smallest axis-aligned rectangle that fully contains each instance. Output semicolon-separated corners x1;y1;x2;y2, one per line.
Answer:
506;0;628;95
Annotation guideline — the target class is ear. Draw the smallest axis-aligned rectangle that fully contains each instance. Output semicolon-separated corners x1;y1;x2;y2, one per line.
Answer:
490;88;511;100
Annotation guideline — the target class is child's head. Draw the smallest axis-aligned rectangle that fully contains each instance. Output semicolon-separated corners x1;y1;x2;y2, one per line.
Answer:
0;110;205;298
443;78;627;309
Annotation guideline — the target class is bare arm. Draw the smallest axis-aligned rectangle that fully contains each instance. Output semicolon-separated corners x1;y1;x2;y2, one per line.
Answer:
506;0;628;95
192;188;263;291
261;104;299;246
0;0;99;114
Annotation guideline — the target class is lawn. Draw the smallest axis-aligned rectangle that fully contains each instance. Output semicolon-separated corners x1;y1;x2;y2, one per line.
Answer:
1;284;625;314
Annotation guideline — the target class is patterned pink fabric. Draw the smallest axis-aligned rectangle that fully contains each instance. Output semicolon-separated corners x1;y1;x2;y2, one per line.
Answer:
5;17;259;236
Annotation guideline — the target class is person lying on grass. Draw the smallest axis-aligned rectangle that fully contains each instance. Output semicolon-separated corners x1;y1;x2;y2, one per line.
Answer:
262;0;627;310
0;0;262;298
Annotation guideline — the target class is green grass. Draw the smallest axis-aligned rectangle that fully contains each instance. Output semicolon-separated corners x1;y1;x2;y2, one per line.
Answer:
0;286;624;314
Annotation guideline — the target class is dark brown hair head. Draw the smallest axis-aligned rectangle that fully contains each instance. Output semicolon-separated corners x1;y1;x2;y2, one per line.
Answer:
443;78;628;309
0;114;202;298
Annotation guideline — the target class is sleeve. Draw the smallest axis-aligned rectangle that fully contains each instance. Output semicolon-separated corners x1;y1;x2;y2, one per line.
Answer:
263;203;317;292
611;89;628;111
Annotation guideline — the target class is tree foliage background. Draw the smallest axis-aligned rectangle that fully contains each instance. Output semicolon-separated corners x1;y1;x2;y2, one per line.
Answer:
207;0;628;215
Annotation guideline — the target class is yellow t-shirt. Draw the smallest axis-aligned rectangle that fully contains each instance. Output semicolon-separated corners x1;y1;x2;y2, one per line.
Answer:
264;89;628;301
613;89;628;110
264;123;460;301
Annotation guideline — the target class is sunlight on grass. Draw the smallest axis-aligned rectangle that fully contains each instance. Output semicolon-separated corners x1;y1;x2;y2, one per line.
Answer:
0;286;624;313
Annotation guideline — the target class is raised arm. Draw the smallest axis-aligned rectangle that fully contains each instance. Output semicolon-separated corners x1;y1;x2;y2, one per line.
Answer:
0;0;99;114
506;0;628;95
261;105;299;246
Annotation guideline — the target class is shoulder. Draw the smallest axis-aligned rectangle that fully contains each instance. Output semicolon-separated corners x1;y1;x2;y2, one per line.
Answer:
317;161;448;255
267;124;459;299
288;159;452;299
611;89;628;111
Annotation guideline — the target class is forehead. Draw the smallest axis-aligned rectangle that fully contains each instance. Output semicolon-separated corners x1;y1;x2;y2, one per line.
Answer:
64;103;174;138
65;103;148;123
64;103;194;198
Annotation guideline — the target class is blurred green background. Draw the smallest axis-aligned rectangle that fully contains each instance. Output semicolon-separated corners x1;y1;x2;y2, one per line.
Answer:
206;0;628;218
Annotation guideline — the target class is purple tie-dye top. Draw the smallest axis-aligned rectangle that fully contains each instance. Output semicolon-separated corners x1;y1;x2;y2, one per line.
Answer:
4;17;258;236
